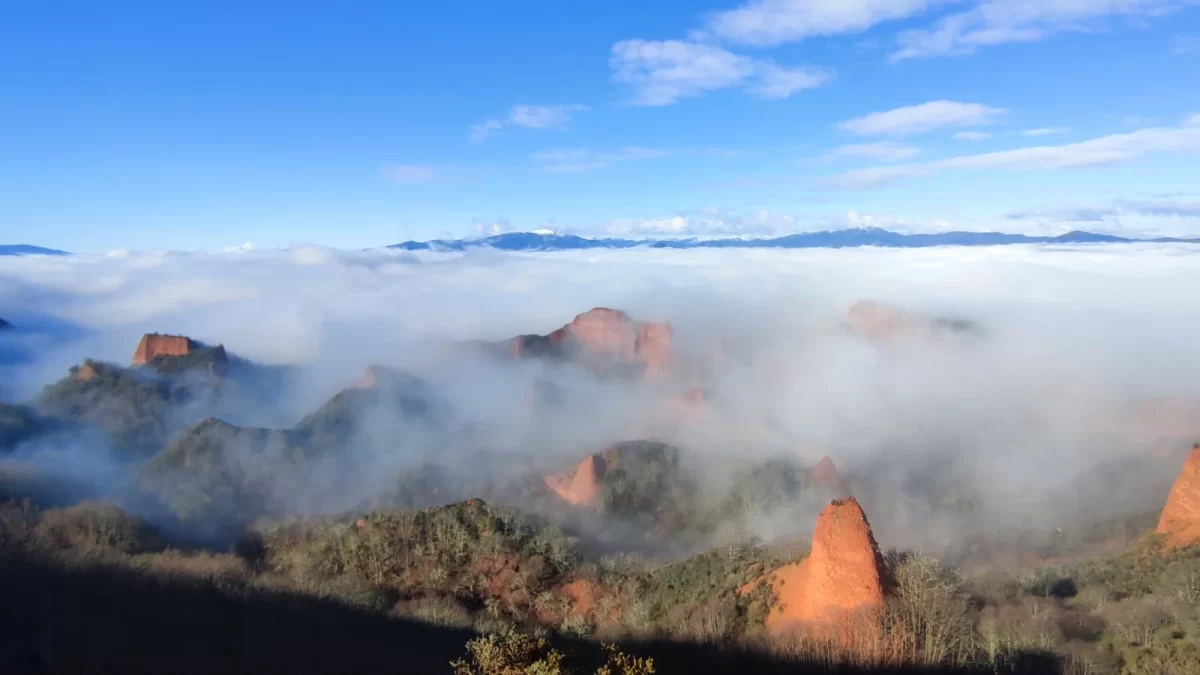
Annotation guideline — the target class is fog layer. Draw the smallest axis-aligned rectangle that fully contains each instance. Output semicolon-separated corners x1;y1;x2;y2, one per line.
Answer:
2;244;1198;554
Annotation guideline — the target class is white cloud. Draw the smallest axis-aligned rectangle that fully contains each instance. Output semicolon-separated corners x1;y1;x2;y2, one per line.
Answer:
609;39;829;105
508;104;589;129
822;115;1200;188
6;241;1200;546
838;100;1007;136
893;0;1200;61
746;63;831;99
705;0;947;47
606;208;798;237
826;141;922;162
468;119;504;142
953;131;992;141
532;146;674;173
1119;198;1200;218
1022;128;1069;137
469;104;590;141
382;165;436;184
473;217;515;236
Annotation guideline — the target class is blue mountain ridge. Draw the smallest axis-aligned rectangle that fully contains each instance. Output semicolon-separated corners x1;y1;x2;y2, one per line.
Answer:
389;228;1200;252
0;244;69;256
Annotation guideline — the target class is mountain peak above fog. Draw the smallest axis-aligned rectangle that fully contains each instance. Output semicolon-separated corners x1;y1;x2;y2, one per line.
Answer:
389;228;1200;252
0;244;69;256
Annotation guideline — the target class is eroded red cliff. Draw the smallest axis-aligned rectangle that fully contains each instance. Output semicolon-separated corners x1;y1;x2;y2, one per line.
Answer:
543;453;609;506
496;308;674;378
756;497;887;642
1157;443;1200;548
131;334;196;365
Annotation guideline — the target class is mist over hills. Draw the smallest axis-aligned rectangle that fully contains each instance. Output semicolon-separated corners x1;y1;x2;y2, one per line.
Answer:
4;244;1200;673
390;228;1200;253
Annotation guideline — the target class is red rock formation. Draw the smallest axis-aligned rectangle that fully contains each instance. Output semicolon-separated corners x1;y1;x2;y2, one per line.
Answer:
357;365;389;390
494;308;673;378
758;497;887;640
1157;443;1200;548
846;301;917;341
847;301;978;342
74;362;98;382
543;454;608;506
635;321;673;378
131;334;196;365
542;445;630;507
809;456;848;496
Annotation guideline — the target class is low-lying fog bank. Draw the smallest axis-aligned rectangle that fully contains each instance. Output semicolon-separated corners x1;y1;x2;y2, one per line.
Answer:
1;243;1199;558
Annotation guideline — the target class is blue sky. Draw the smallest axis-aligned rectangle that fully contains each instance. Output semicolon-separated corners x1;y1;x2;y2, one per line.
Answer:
2;1;1199;251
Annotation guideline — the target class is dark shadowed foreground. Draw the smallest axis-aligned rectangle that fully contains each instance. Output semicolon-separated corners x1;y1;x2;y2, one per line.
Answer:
0;549;1060;675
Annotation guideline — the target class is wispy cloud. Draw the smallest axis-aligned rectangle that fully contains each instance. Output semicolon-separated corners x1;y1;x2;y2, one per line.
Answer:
606;207;798;237
609;39;829;106
953;131;992;141
533;146;674;173
381;165;436;184
704;0;948;47
837;101;1007;136
469;104;590;141
1171;35;1200;54
893;0;1200;61
825;141;922;162
1022;128;1070;137
821;115;1200;189
1005;198;1200;227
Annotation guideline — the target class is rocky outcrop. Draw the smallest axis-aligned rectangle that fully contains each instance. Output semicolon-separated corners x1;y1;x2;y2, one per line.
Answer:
754;497;887;641
494;308;674;379
1157;443;1200;548
809;456;848;496
131;334;197;365
541;442;685;516
356;365;393;390
544;454;607;506
847;301;978;342
74;362;99;382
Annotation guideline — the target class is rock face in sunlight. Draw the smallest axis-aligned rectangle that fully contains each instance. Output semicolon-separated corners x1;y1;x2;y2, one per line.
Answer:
543;452;608;507
500;308;674;378
760;497;887;641
131;334;198;365
1157;442;1200;548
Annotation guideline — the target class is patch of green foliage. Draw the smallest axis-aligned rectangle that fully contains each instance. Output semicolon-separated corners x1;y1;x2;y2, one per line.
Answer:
139;418;311;526
140;418;313;523
595;442;703;532
35;360;196;459
291;369;445;451
255;499;581;615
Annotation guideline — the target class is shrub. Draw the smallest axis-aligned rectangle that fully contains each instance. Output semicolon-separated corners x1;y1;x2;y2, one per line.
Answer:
450;628;566;675
36;502;163;555
393;594;474;629
886;552;978;666
596;643;655;675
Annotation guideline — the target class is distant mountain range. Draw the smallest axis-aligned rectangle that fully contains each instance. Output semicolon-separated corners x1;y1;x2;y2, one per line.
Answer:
0;244;68;256
390;228;1200;252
